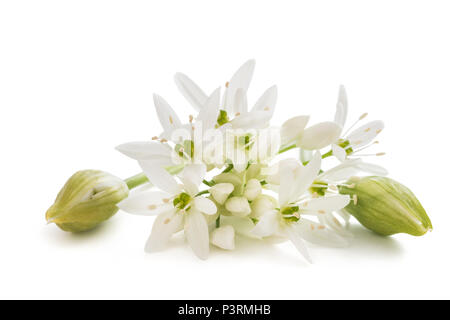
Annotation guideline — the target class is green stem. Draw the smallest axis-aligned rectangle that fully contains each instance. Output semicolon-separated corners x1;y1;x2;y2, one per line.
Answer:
277;143;296;154
215;215;221;228
124;164;185;190
125;173;149;189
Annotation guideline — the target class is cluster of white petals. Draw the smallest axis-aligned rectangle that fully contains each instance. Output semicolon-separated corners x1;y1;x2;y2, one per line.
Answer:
116;60;387;262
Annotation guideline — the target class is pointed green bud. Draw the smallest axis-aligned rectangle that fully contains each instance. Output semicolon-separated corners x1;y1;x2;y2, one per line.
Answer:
339;176;432;236
46;170;129;232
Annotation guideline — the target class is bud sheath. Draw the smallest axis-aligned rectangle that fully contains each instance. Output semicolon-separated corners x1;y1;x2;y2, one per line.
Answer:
339;176;432;236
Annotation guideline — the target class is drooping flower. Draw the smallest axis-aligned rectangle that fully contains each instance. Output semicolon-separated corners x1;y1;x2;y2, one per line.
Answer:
117;164;217;260
175;60;278;130
251;153;350;262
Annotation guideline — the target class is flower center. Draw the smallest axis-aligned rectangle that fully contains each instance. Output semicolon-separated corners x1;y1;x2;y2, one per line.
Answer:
281;206;300;222
173;192;192;210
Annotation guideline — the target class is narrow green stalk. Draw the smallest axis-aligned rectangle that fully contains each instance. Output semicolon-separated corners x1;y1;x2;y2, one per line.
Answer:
215;215;221;228
277;143;296;154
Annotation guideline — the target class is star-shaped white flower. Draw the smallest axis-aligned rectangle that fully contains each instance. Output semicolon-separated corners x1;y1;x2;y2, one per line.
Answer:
332;85;384;161
117;163;217;260
175;59;278;130
251;152;350;263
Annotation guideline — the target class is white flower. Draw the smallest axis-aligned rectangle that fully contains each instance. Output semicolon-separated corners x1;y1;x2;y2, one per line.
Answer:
117;163;217;260
209;183;234;205
332;85;384;161
175;60;278;130
280;115;342;151
251;152;350;263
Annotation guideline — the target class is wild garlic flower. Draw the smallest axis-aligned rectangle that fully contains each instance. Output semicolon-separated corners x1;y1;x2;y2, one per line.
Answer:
251;153;350;262
86;59;432;262
117;164;217;260
331;85;385;161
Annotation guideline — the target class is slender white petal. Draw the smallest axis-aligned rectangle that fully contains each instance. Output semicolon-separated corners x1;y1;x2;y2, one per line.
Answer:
231;111;272;130
174;72;208;111
318;214;353;238
289;152;321;202
284;225;313;263
221;216;259;239
116;141;173;162
278;160;299;206
196;88;221;130
233;88;248;114
179;164;206;195
251;210;279;238
250;195;277;218
193;197;217;215
347;120;384;148
334;85;348;127
211;225;235;250
332;143;347;162
354;161;388;176
210;183;234;205
299;122;342;150
299;149;313;163
145;209;182;252
251;85;278;118
280;115;310;146
153;94;182;138
300;194;350;213
139;160;182;195
295;218;349;248
184;210;210;260
118;190;173;215
225;60;255;113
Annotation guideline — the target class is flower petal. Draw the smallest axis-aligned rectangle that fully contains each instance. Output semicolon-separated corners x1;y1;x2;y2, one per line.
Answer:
115;141;173;162
251;210;279;238
243;179;262;201
117;190;173;215
211;225;235;250
145;209;182;252
284;225;312;263
331;143;347;162
174;72;208;111
288;152;321;202
347;120;384;148
295;218;349;248
179;164;206;195
196;87;221;130
210;183;234;205
153;94;182;138
299;194;350;213
299;121;342;150
224;59;255;113
252;85;278;119
139;160;182;195
184;210;210;260
233;88;248;114
334;85;348;127
193;197;217;215
280;115;310;146
231;110;272;130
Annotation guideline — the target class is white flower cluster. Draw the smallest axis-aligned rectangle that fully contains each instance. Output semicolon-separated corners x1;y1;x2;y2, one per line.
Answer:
116;60;387;262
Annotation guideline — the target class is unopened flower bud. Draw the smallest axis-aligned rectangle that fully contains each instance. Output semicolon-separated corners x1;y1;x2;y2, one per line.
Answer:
244;179;262;201
225;196;251;217
210;183;234;205
339;176;432;236
46;170;129;232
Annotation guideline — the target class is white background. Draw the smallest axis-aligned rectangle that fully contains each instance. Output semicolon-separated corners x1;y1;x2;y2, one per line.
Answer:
1;1;448;299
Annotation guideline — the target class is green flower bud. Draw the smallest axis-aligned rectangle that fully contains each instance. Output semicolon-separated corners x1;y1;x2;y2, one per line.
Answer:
46;170;129;232
339;176;432;236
